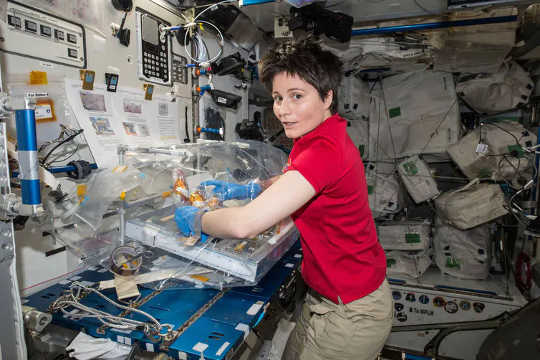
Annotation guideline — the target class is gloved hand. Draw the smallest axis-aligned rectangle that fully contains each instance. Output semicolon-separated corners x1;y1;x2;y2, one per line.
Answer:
174;206;209;242
200;180;261;201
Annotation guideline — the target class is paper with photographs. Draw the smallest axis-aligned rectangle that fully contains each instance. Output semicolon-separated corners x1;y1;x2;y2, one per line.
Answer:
64;79;180;169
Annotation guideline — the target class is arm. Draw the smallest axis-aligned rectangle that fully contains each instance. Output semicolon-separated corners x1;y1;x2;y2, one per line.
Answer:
258;174;281;191
201;170;315;239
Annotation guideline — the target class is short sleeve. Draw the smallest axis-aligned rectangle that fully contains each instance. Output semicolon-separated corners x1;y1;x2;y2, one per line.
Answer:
285;137;340;193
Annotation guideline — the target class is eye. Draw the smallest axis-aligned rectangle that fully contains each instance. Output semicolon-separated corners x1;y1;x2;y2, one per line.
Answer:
292;93;302;100
273;95;282;103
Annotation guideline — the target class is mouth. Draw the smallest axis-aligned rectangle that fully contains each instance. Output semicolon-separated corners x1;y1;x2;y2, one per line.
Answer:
282;121;296;129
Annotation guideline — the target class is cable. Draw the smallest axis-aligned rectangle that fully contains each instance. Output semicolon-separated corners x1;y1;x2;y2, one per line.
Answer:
413;0;439;15
50;282;171;337
174;1;236;65
46;144;80;166
482;122;522;147
184;106;190;143
183;20;224;65
372;83;395;161
418;98;459;155
40;129;84;166
379;76;398;160
156;238;213;291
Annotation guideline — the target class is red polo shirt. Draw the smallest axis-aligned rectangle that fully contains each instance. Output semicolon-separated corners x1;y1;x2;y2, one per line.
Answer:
284;114;386;304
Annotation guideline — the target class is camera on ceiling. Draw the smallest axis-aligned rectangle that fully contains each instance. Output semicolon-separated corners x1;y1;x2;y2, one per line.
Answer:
288;2;353;43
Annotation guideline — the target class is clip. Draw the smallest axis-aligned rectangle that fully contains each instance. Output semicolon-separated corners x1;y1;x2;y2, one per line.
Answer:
79;70;96;90
144;84;154;100
105;73;119;92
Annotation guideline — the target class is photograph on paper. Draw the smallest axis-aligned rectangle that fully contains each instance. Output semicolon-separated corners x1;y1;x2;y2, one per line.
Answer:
90;116;115;135
158;102;168;116
123;122;137;136
123;98;143;114
122;122;150;137
80;91;107;112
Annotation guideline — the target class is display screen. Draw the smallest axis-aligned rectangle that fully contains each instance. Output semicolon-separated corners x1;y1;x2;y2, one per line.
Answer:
25;20;37;32
142;15;159;46
8;15;21;28
40;25;51;36
67;33;77;44
55;29;65;40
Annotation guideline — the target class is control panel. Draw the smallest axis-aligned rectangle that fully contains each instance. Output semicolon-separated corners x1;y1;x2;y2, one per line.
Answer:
135;8;172;86
171;53;188;85
1;0;86;68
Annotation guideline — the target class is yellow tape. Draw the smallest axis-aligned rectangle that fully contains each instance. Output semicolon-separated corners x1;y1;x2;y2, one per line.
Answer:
29;71;48;85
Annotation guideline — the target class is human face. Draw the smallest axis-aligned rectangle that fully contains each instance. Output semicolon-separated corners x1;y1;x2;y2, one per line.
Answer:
272;72;333;139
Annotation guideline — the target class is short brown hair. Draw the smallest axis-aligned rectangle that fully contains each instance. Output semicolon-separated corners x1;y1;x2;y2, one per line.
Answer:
259;39;343;114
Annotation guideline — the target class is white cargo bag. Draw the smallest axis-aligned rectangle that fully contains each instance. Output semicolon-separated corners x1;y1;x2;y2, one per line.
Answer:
346;119;369;160
397;156;440;203
386;249;432;279
447;120;536;182
456;62;534;114
434;180;508;230
368;71;460;161
433;219;491;280
485;121;536;183
339;75;370;121
377;220;431;251
365;163;401;219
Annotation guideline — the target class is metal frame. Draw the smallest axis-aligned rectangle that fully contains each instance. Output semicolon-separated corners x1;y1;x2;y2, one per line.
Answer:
0;120;27;359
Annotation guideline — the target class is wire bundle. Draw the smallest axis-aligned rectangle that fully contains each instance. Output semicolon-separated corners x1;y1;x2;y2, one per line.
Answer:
50;282;172;338
165;0;237;66
38;125;84;167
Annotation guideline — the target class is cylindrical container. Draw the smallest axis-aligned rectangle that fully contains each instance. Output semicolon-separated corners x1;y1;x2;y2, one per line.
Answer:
15;109;40;206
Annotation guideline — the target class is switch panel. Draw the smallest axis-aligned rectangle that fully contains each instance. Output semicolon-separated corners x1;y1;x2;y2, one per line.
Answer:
171;53;188;85
1;1;86;68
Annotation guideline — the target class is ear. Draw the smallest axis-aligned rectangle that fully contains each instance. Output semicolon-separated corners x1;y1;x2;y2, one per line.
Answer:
323;90;333;110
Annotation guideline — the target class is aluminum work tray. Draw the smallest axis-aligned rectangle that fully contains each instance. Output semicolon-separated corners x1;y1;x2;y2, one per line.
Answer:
125;205;299;283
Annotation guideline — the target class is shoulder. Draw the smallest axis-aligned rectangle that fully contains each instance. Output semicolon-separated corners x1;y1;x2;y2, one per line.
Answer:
298;134;338;154
293;135;340;163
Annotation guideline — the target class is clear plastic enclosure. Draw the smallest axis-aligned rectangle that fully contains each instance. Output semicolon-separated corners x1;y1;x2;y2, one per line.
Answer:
52;141;294;291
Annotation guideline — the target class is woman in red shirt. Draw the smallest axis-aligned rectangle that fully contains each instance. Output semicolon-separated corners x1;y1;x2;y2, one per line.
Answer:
176;40;393;360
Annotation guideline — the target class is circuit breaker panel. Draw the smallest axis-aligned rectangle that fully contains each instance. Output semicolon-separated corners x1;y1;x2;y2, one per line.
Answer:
1;1;86;69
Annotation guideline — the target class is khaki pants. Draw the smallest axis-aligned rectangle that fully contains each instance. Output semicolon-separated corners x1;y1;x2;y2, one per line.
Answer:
282;279;393;360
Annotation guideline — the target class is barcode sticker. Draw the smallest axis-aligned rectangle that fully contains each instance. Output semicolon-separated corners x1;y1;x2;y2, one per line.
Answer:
193;342;208;353
247;301;263;315
216;342;230;356
476;143;488;154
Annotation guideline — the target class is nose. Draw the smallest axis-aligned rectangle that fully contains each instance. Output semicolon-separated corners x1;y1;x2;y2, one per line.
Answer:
274;98;291;119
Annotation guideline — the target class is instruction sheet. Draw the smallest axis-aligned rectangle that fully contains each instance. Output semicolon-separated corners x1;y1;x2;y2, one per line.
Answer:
65;79;181;169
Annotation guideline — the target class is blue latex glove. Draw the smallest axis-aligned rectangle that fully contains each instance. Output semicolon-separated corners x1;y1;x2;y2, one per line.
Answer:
200;180;261;201
174;206;209;243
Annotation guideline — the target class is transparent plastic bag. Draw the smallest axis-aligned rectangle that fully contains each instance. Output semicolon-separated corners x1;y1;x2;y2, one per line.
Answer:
123;141;287;202
103;243;257;292
72;166;144;231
